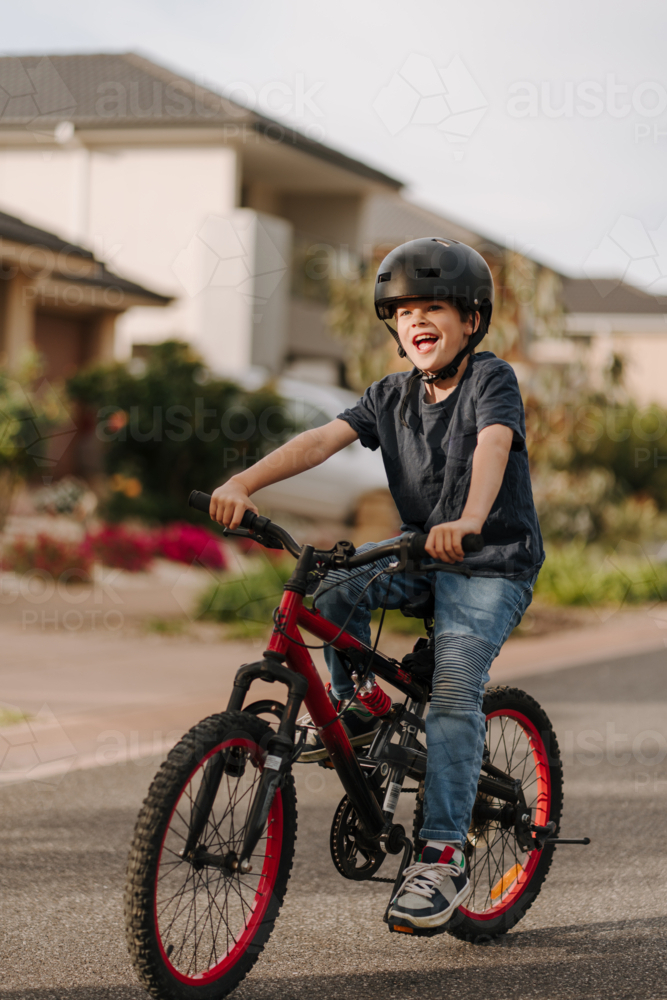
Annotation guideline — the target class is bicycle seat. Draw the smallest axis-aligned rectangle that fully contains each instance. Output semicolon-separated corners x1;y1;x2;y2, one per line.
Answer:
400;591;435;620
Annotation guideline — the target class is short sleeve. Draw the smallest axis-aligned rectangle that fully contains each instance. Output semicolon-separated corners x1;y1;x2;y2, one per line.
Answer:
337;386;381;451
475;366;525;451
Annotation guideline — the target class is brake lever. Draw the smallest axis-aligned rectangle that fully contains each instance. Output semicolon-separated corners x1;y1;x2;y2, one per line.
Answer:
220;526;284;551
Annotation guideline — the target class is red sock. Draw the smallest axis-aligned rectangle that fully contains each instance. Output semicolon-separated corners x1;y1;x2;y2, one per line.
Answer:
357;682;392;717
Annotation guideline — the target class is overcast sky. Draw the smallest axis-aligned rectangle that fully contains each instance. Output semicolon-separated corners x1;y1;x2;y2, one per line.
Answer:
2;0;666;287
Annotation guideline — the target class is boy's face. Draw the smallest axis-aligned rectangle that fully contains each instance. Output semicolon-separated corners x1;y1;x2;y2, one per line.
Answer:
394;299;478;374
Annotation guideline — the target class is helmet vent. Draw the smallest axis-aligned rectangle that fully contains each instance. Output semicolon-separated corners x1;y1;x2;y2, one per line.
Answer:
415;267;441;279
377;271;392;283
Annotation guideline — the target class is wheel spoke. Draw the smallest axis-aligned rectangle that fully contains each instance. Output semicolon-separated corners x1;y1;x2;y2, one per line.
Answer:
444;704;557;923
149;736;283;980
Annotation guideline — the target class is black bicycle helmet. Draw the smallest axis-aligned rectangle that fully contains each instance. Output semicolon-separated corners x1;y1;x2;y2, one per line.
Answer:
374;237;495;382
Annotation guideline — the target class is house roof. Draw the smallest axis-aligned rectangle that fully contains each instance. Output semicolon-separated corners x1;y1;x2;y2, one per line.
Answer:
0;208;93;258
562;277;667;315
0;208;171;304
0;52;403;190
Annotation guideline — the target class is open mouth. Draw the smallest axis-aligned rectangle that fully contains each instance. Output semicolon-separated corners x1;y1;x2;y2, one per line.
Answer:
413;333;439;354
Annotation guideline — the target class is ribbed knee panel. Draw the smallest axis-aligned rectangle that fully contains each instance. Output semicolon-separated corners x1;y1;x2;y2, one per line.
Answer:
431;633;496;713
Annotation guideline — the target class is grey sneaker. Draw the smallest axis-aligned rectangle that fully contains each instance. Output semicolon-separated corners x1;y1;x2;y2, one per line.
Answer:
387;845;471;930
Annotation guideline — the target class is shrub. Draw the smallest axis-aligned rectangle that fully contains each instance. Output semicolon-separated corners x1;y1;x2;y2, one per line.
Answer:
567;403;667;507
198;557;293;635
531;466;667;544
0;360;63;529
154;522;227;570
535;542;667;607
84;524;154;572
3;534;91;579
66;341;296;523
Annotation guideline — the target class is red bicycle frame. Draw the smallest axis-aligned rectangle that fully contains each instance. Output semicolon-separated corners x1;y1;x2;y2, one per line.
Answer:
232;586;428;842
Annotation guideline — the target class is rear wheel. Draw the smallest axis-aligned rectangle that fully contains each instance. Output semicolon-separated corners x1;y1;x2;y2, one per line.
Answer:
125;710;297;999
413;685;562;943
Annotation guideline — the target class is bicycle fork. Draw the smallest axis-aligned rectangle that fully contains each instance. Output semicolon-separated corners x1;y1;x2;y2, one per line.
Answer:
182;656;308;872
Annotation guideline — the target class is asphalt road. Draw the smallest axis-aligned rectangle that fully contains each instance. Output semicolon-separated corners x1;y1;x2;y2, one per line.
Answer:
1;647;666;1000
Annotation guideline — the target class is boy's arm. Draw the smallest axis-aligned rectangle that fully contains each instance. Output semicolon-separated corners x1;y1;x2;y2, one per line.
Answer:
210;418;359;528
425;423;514;563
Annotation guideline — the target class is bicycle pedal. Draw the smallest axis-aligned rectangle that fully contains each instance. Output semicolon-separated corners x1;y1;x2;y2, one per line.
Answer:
387;917;448;937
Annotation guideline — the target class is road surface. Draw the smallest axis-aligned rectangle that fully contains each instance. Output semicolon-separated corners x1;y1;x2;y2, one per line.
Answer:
1;646;666;999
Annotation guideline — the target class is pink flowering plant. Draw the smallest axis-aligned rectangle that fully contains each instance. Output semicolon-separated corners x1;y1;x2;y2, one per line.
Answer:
83;524;155;573
3;534;92;579
154;522;227;570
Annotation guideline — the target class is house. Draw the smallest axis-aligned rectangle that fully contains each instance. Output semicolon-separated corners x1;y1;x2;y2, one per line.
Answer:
0;207;170;379
0;52;534;385
6;50;656;406
531;277;667;406
0;53;398;380
0;207;170;478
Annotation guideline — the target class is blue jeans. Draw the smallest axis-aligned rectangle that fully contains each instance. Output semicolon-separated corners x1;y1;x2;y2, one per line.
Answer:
316;539;536;845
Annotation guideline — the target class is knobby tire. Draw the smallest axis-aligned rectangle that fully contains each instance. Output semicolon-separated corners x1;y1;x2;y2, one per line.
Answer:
124;710;297;1000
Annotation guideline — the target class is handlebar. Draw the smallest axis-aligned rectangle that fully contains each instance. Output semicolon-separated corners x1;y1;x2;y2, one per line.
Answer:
188;490;302;556
188;490;484;570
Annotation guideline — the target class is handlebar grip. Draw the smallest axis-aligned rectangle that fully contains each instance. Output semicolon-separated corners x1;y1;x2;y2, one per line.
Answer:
240;510;258;530
408;532;484;560
462;533;485;553
188;491;259;532
188;490;212;513
407;534;429;561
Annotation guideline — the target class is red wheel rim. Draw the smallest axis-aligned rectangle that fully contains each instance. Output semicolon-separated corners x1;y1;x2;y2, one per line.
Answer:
153;737;283;983
460;708;551;920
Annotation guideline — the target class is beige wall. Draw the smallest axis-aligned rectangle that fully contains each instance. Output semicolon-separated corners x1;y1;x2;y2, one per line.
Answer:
0;143;239;365
591;333;667;407
0;147;89;245
564;313;667;407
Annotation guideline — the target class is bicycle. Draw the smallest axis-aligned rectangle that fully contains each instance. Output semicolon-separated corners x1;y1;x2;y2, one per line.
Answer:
124;491;589;1000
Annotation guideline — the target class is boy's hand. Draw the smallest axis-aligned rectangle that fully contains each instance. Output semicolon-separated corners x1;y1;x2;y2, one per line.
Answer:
425;517;483;564
210;479;259;529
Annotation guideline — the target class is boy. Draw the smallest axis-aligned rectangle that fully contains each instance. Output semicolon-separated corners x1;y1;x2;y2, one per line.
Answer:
210;237;544;931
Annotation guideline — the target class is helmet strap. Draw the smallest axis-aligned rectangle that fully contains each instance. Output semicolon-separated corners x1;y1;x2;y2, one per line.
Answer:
384;320;406;358
419;321;486;384
420;345;470;383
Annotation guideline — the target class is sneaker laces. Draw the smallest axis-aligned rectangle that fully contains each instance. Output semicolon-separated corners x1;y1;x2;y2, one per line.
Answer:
392;860;463;902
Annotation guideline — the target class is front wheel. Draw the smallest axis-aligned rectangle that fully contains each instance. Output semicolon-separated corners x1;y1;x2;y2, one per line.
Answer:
124;710;297;1000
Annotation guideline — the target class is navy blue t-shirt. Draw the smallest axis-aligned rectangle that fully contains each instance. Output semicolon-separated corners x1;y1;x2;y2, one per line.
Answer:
338;352;544;580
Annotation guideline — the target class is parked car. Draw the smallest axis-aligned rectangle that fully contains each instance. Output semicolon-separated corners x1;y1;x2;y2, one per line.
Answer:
252;378;390;521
